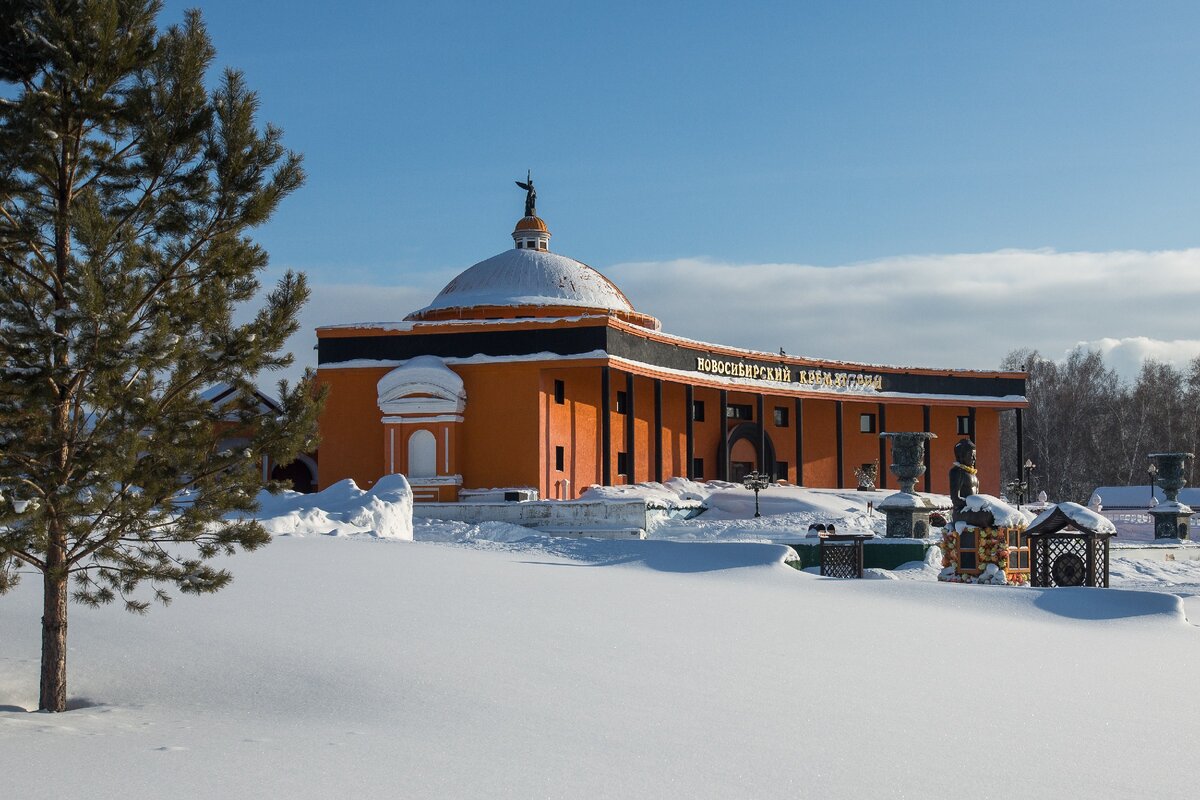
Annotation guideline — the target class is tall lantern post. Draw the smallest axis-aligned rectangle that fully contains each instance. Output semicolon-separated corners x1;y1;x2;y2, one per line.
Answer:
742;471;771;518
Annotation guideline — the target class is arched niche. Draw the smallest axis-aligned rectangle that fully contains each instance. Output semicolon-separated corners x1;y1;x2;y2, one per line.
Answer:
407;429;437;478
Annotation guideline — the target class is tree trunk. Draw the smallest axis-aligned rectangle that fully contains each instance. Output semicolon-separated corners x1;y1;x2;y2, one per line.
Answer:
39;552;68;712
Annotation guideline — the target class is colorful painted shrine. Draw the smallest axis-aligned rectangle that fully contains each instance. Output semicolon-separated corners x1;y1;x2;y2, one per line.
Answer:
940;525;1030;585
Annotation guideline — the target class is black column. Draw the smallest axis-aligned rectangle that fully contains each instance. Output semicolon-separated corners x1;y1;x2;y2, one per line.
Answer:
968;406;977;443
601;367;611;486
922;405;932;492
654;379;663;483
877;402;887;490
685;385;694;479
835;400;844;489
795;397;804;486
757;394;766;474
720;389;729;481
626;372;635;482
1015;408;1024;483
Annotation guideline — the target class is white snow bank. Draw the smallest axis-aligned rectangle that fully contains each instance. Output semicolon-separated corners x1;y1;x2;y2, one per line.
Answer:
582;478;954;541
1;536;1195;800
580;476;708;509
249;475;414;539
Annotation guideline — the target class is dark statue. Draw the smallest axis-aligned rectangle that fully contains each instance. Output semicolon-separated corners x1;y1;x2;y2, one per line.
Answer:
515;170;537;217
949;438;982;522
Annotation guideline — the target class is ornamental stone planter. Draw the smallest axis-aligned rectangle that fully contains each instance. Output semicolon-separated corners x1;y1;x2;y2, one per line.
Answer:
1149;452;1194;540
878;432;938;538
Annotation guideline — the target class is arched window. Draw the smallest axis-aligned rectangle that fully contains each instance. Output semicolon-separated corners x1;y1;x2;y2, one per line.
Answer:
407;429;436;478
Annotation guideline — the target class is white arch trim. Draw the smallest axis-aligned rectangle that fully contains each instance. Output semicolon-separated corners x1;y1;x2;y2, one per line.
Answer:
378;356;466;416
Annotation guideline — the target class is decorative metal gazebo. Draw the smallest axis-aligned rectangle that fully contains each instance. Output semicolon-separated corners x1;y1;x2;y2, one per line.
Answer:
1025;503;1117;588
819;533;871;579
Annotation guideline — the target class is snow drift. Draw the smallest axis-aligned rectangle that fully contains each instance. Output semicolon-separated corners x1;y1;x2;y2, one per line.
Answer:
249;474;414;539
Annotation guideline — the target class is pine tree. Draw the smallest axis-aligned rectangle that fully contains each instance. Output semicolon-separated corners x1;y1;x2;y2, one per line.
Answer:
0;0;321;712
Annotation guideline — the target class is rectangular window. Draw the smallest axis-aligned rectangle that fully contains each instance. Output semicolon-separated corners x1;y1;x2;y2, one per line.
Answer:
553;379;565;405
692;458;704;478
860;413;876;433
727;404;753;420
774;406;789;427
775;461;788;480
692;400;705;421
617;451;630;476
957;415;971;435
959;529;978;571
616;391;628;414
555;446;564;471
1006;530;1030;570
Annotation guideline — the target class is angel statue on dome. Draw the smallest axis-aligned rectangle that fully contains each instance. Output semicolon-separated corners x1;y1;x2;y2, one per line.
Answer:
515;170;537;217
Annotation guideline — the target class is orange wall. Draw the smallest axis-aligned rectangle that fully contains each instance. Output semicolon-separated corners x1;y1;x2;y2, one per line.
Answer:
801;399;837;487
660;382;689;481
841;401;881;489
691;386;722;480
318;360;1009;499
316;367;388;490
457;363;542;491
973;407;1001;495
766;396;795;482
543;366;603;499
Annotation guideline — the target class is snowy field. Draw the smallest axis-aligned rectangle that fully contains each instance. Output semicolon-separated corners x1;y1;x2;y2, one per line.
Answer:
4;481;1200;799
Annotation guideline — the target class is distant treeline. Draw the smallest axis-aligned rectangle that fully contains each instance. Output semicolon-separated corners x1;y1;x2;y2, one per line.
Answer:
998;348;1200;503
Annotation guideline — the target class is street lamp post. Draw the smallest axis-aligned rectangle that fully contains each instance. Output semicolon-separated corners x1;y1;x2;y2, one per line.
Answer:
742;470;771;518
1148;462;1159;508
1022;459;1035;507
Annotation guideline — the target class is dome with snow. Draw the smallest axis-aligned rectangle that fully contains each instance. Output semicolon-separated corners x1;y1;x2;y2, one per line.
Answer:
405;214;660;330
414;248;634;314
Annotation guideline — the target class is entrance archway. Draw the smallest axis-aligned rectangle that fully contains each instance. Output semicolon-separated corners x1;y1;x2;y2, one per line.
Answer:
716;422;777;482
730;438;757;483
271;457;316;493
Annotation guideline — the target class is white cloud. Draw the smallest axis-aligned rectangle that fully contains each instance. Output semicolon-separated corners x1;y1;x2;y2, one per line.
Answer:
604;248;1200;377
1071;337;1200;380
261;247;1200;387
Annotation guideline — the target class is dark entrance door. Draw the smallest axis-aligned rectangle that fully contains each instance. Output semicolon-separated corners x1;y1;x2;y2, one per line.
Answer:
730;439;758;483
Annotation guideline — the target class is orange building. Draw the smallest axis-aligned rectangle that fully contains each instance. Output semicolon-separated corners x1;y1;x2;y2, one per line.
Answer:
315;202;1027;503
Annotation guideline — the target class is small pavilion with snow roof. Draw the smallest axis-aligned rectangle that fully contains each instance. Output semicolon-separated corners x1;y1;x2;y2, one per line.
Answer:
314;178;1028;502
1025;503;1117;587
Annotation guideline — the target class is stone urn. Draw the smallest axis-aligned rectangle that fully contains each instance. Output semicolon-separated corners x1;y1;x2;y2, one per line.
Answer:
1149;452;1194;539
878;432;938;538
881;432;937;494
1150;452;1193;501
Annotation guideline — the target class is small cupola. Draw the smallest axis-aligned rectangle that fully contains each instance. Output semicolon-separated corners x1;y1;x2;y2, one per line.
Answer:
513;170;551;251
513;215;551;251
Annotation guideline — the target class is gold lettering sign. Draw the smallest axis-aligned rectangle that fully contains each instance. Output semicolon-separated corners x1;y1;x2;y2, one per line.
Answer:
694;357;883;391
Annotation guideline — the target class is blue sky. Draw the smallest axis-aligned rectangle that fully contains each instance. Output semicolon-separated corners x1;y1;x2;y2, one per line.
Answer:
157;0;1200;379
